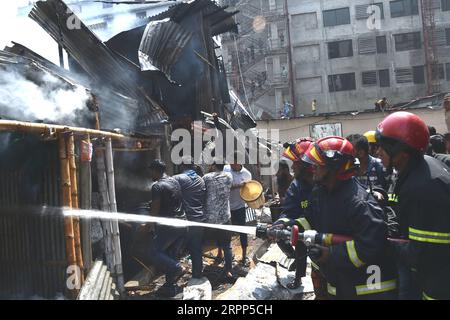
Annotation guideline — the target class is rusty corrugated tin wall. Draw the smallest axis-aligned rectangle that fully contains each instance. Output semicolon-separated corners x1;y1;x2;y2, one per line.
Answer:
0;138;67;299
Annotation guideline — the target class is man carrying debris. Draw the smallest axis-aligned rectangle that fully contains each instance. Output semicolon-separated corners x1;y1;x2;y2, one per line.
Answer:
376;112;450;300
270;138;314;290
174;157;207;280
301;137;398;300
374;97;390;112
203;158;234;280
224;152;252;267
147;160;187;297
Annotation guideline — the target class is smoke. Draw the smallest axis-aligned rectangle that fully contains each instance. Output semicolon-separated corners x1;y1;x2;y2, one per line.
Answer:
0;1;60;65
103;13;139;41
0;68;89;123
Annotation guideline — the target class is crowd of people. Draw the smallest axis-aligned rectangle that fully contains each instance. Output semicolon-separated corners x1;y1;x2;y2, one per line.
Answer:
143;152;252;297
271;111;450;300
141;109;449;300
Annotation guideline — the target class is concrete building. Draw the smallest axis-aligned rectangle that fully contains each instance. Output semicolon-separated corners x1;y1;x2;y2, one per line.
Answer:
222;0;450;119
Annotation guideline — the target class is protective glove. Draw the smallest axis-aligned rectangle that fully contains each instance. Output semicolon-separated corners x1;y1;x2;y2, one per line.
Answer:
309;245;330;264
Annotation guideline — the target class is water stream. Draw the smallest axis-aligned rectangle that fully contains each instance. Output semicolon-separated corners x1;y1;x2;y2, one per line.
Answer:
63;208;258;236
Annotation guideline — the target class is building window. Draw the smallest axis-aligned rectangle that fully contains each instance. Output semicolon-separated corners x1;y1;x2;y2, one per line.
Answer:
328;40;353;59
431;64;445;80
413;66;425;84
379;69;390;87
395;67;424;84
394;32;421;51
376;36;387;53
359;35;387;55
390;0;419;17
355;3;384;20
446;28;450;45
328;73;356;92
395;68;413;83
323;8;351;27
362;69;390;87
446;63;450;80
358;36;376;54
362;71;378;86
442;0;450;11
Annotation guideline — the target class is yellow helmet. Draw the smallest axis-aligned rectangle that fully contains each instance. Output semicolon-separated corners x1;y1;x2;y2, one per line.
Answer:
364;130;377;143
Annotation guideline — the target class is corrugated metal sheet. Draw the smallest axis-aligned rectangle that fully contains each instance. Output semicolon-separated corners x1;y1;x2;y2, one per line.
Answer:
77;260;119;300
0;140;67;299
29;0;167;130
139;19;193;81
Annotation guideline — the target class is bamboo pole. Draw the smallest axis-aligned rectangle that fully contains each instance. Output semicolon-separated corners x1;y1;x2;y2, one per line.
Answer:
58;132;77;299
67;132;85;285
0;120;135;141
80;135;93;272
105;138;125;295
95;142;115;282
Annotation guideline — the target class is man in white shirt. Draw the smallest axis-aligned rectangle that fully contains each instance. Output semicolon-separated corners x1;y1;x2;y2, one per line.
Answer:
224;152;252;267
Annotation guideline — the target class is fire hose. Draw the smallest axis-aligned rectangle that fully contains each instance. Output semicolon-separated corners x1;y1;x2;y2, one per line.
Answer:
255;224;409;259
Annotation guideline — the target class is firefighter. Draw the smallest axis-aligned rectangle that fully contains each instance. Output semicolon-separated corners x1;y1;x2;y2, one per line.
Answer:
364;130;379;157
301;136;398;300
270;138;314;289
376;111;450;300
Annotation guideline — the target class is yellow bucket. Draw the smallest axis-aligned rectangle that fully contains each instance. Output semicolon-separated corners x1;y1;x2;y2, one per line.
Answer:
240;180;265;209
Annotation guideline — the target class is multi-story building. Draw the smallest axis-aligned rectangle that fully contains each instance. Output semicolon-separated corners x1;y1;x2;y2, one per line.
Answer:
222;0;450;119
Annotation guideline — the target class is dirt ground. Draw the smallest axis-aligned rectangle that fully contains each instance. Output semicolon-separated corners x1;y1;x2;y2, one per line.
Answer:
126;236;264;300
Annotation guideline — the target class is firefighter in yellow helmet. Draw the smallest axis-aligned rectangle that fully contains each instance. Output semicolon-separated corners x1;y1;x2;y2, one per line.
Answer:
364;130;378;157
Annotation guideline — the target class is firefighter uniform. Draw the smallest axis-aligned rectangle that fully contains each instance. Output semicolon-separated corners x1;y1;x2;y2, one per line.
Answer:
304;179;398;300
393;155;450;300
274;179;312;280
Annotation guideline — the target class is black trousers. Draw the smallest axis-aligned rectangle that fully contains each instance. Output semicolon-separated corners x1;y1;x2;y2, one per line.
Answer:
231;207;248;248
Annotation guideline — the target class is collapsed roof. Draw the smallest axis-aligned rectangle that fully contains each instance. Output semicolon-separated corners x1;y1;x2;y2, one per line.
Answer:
1;0;255;136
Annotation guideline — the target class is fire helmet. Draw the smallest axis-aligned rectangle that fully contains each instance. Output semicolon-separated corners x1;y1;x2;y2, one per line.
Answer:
282;137;314;162
302;136;357;180
364;131;377;144
376;112;429;156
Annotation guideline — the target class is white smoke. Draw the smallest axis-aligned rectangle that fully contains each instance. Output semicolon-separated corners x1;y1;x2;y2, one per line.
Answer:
0;0;60;64
0;69;89;122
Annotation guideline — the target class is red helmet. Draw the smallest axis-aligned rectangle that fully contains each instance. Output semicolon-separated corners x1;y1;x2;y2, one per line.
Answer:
376;111;429;155
282;137;314;162
302;136;357;180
